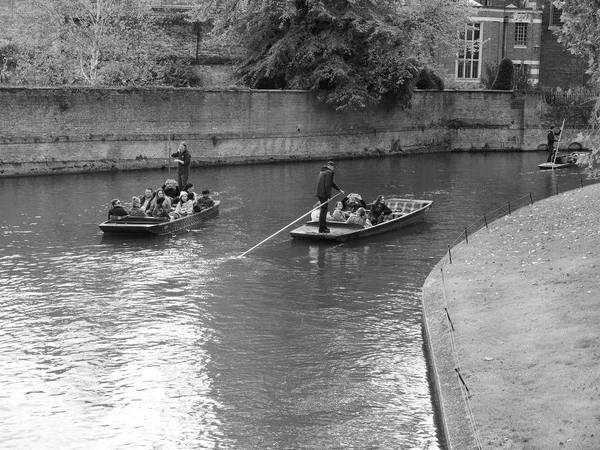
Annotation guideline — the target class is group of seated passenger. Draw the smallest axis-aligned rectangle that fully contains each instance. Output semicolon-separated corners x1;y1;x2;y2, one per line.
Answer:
107;179;215;221
310;193;395;229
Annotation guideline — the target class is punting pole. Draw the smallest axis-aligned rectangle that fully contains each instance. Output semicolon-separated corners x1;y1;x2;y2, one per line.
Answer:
239;192;343;258
551;119;566;168
167;131;172;175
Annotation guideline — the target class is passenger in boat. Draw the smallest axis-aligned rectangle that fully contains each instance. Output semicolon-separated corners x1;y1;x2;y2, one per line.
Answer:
170;191;193;219
342;193;366;214
108;198;129;220
315;161;344;233
546;125;561;162
369;195;393;224
327;201;349;222
163;179;180;201
182;183;196;202
152;197;171;220
139;188;155;213
346;207;372;227
171;141;192;188
193;189;215;212
150;188;172;212
128;196;147;217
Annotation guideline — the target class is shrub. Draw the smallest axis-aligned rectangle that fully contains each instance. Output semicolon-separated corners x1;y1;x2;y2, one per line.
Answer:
416;68;444;90
491;57;514;90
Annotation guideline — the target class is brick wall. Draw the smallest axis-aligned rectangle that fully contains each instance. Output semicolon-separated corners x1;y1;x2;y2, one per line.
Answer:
0;87;590;177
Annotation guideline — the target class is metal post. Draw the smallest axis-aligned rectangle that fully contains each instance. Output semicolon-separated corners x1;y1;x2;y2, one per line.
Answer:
464;227;468;244
484;214;488;229
529;192;533;205
448;245;452;264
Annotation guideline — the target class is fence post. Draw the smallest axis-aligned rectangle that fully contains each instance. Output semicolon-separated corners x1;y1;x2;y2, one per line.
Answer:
464;227;468;244
580;176;584;189
556;184;560;195
484;214;488;229
529;192;533;205
508;201;511;216
448;245;452;264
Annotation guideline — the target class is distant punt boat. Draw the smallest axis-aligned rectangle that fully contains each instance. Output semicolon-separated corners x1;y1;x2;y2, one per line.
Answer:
538;153;580;170
290;198;432;242
99;201;220;235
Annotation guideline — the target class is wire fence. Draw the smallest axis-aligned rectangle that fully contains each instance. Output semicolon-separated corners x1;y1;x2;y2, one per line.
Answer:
543;86;599;107
445;175;586;264
436;174;591;449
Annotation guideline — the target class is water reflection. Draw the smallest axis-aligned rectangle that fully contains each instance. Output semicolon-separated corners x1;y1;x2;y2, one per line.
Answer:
0;152;592;449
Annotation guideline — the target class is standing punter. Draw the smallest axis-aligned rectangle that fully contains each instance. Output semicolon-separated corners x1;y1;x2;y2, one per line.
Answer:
546;125;561;163
315;161;344;234
171;141;192;188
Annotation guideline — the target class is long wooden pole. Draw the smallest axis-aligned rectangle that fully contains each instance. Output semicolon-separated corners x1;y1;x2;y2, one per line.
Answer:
239;192;343;258
551;119;566;167
167;132;172;175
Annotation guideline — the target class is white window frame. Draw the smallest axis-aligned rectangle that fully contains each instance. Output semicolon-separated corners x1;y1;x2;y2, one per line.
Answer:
456;23;482;80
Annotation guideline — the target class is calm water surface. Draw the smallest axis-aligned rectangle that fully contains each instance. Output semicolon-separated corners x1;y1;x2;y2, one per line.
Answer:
0;153;590;449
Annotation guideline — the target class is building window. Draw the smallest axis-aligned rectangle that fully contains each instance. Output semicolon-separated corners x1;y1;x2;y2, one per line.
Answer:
515;23;527;46
551;6;562;26
456;23;481;80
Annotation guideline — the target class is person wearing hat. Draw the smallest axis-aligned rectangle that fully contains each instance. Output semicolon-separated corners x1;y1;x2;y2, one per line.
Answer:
315;161;344;233
546;124;561;163
170;191;193;219
171;141;192;188
128;196;148;217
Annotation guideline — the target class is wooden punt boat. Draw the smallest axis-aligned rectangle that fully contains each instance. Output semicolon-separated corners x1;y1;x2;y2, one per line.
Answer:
538;153;580;170
290;198;432;242
99;201;220;235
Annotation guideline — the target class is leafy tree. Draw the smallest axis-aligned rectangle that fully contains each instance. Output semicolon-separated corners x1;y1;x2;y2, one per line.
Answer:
491;57;513;90
552;0;600;176
8;0;189;86
187;0;473;109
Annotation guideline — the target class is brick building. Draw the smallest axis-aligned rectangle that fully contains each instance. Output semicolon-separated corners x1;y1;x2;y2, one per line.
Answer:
436;0;588;88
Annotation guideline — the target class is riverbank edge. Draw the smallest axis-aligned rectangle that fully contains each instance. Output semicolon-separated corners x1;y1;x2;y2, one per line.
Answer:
420;183;600;449
0;146;519;178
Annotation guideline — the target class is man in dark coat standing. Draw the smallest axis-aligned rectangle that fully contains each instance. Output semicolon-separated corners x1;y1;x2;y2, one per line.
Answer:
315;161;344;233
171;141;192;187
546;125;560;162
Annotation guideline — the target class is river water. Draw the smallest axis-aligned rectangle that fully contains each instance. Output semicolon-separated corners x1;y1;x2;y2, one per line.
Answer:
0;152;591;450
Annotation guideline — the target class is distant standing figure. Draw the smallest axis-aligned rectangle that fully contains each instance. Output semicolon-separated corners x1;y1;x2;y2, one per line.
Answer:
314;161;344;234
546;125;561;162
171;141;192;188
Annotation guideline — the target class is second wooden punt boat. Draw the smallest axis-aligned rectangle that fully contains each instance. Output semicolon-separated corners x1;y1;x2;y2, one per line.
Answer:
289;198;432;242
99;201;220;235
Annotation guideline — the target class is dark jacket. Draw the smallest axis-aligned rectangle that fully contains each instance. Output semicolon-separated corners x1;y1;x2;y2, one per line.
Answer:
547;128;560;145
370;202;392;221
108;205;129;220
315;166;341;199
171;149;191;175
193;196;215;213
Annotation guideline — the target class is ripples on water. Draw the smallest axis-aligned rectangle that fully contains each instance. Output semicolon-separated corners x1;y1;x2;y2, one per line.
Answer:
0;153;590;449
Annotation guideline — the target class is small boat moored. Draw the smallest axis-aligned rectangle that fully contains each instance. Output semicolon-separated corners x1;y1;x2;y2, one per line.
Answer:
290;198;432;242
99;201;220;235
